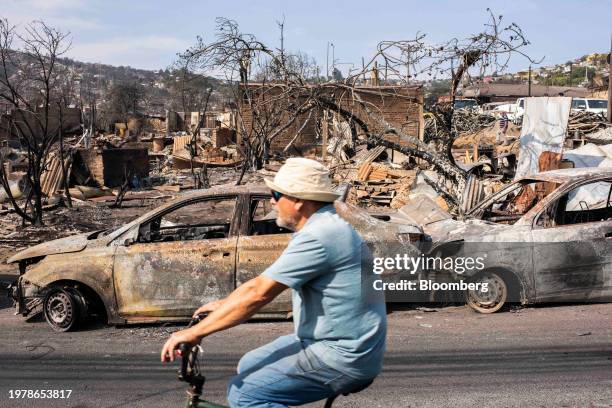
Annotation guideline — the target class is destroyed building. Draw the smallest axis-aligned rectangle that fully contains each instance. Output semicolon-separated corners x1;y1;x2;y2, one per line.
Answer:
236;84;424;156
0;107;82;149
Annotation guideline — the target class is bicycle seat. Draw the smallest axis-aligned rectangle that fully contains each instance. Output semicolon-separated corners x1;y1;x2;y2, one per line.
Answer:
323;379;374;408
342;379;373;396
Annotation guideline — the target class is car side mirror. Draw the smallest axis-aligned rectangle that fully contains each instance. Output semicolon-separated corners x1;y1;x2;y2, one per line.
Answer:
122;237;135;246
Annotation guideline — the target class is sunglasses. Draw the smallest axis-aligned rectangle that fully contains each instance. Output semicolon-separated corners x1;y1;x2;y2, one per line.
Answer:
270;190;283;201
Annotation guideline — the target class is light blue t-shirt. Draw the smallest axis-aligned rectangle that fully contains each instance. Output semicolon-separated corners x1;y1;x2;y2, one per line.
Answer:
263;205;387;379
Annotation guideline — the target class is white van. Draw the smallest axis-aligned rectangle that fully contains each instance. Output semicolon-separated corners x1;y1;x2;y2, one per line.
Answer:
571;98;608;115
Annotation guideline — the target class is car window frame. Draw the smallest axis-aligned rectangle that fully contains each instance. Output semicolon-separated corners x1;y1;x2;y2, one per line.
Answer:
467;179;542;222
117;194;242;245
531;176;612;229
240;194;289;237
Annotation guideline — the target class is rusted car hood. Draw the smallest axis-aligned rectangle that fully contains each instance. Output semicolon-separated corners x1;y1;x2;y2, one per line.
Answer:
7;232;92;264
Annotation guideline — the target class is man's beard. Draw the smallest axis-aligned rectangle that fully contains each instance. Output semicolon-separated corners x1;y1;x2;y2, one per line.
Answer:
276;213;298;231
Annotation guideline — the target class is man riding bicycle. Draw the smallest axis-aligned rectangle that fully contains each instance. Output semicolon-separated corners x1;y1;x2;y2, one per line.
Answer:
161;158;387;407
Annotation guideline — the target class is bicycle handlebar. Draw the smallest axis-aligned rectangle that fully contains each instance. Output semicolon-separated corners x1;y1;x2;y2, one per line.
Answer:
177;312;209;385
189;312;209;327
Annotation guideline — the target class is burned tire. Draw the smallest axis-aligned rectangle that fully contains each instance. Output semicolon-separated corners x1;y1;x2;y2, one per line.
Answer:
466;271;508;314
43;287;83;332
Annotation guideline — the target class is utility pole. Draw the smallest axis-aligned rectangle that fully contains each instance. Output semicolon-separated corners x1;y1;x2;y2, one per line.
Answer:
362;57;366;83
568;63;573;87
278;18;285;67
585;65;589;85
326;42;329;80
608;35;612;123
405;50;411;83
331;43;335;74
528;65;532;97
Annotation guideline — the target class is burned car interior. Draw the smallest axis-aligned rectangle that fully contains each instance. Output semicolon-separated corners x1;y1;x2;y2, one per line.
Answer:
478;177;612;227
138;197;237;243
134;194;291;243
478;180;560;224
537;179;612;227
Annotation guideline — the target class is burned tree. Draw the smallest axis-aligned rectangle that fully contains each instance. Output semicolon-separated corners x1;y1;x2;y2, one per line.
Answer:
0;19;72;225
180;11;538;199
98;81;145;132
179;18;319;182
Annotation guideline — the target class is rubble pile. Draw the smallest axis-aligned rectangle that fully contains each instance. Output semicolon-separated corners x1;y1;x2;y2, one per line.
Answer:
352;162;417;207
1;94;610;257
328;146;416;208
452;110;498;134
424;110;497;141
585;126;612;143
568;111;611;137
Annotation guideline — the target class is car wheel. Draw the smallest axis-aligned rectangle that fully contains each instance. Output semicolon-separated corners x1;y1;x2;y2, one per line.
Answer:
43;288;83;332
466;272;508;314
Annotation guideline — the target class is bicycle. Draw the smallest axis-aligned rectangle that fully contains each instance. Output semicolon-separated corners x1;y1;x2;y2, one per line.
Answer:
176;313;373;408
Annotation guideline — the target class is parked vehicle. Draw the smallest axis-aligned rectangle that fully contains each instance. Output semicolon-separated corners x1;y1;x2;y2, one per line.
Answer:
7;185;421;331
493;98;523;121
570;98;608;116
399;168;612;313
453;98;478;110
501;97;608;122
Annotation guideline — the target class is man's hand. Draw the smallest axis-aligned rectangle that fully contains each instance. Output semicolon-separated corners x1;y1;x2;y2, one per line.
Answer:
192;299;224;317
160;328;201;363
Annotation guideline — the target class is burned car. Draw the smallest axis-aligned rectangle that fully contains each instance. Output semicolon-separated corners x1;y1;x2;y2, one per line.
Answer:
7;185;421;331
400;168;612;313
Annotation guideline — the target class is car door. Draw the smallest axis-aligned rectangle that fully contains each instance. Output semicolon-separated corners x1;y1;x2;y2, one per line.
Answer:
531;178;612;302
236;194;293;314
113;196;240;318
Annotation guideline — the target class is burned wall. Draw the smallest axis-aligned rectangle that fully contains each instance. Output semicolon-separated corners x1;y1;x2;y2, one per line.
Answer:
237;85;318;153
0;107;82;147
336;86;424;146
236;84;424;154
77;148;149;188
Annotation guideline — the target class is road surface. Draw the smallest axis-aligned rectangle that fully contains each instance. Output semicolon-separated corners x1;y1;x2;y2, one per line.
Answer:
0;278;611;407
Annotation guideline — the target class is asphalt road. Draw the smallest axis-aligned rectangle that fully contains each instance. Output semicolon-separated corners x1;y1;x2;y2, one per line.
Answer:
0;281;611;408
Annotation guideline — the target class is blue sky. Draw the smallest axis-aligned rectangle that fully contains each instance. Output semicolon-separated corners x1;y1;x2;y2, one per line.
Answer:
3;0;611;74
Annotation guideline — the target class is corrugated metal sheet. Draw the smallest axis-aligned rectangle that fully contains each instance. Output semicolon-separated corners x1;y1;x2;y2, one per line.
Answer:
460;174;485;213
173;135;193;153
40;153;68;197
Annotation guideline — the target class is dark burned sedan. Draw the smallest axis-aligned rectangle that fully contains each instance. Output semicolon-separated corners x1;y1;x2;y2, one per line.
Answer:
7;185;421;331
400;168;612;313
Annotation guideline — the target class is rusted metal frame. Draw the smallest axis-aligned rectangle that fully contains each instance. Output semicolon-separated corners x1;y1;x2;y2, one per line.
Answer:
240;193;273;237
108;195;244;322
120;194;244;239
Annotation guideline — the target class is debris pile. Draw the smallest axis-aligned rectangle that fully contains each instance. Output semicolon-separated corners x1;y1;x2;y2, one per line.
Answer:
451;110;497;134
424;109;497;142
567;111;610;137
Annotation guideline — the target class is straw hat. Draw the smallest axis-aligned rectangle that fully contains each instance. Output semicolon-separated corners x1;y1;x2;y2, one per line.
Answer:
264;158;340;202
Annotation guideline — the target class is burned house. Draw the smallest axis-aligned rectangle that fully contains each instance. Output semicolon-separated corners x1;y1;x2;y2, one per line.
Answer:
236;84;424;155
0;106;82;149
